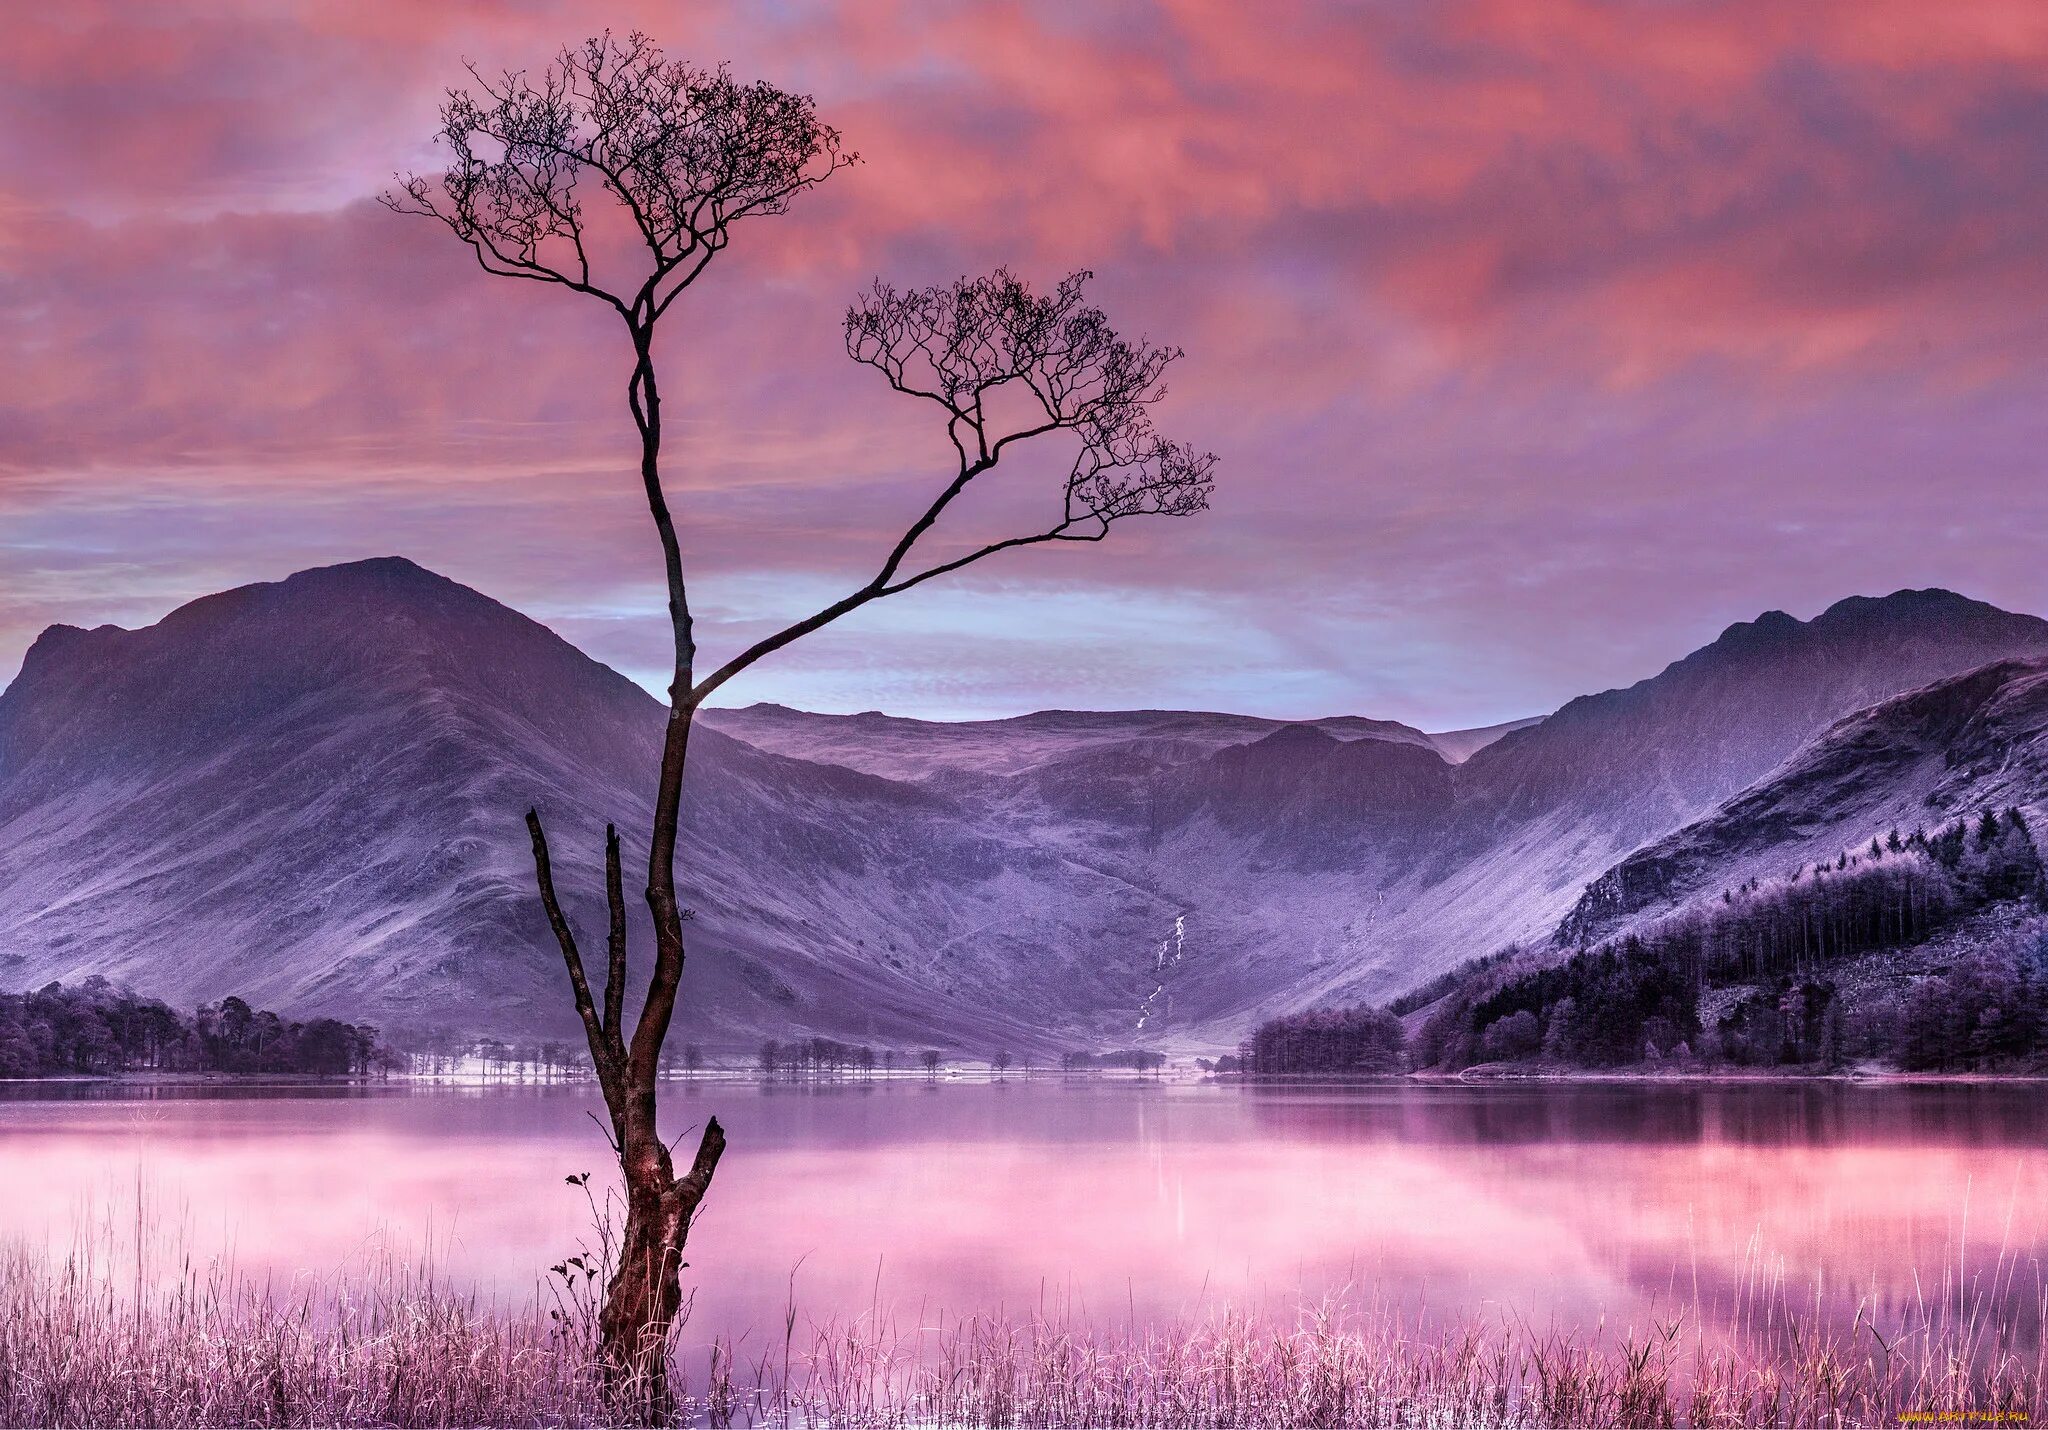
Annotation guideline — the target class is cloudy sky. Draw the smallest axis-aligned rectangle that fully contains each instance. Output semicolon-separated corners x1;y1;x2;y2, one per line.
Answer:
4;1;2046;727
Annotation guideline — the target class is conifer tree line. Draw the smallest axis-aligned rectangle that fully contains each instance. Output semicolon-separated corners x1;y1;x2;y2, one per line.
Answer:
0;979;392;1077
1240;809;2048;1076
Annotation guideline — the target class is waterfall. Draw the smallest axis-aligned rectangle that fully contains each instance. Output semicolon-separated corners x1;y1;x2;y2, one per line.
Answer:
1135;914;1189;1031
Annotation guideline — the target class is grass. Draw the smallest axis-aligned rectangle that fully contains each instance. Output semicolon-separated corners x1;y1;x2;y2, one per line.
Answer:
3;1260;2044;1426
0;1238;614;1427
1;1212;2043;1426
742;1305;2042;1429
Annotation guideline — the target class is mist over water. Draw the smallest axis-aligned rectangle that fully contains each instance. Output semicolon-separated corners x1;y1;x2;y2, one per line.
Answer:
3;1079;2043;1356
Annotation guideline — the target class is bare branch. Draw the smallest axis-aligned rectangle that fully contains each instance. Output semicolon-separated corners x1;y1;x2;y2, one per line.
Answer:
526;810;623;1103
690;270;1216;707
676;1116;727;1235
384;31;853;333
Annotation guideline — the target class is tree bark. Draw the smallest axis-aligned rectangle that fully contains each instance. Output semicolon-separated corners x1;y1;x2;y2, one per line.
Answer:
598;1110;725;1399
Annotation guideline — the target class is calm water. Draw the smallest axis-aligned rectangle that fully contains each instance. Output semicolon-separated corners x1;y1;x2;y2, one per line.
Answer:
2;1078;2044;1351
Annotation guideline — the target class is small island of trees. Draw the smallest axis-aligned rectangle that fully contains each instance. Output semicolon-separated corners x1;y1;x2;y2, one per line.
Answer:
0;978;392;1078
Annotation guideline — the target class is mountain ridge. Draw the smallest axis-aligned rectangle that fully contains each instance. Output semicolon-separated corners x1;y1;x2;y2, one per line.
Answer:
5;558;2045;1052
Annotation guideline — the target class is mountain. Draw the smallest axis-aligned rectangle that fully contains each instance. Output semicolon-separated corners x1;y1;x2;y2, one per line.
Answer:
697;704;1533;781
1557;657;2048;947
4;562;2046;1052
1399;657;2048;1076
1455;592;2048;850
0;560;1174;1052
1280;590;2048;1006
999;589;2048;1024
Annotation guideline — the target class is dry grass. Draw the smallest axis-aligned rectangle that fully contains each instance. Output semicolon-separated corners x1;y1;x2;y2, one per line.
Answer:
1;1226;2042;1427
0;1238;618;1427
718;1297;2045;1429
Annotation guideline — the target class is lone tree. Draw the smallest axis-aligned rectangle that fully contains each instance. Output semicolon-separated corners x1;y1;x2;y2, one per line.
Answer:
387;32;1215;1390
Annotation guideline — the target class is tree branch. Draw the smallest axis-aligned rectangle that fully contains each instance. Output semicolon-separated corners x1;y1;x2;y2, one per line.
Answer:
603;824;629;1045
690;498;1156;708
677;1116;726;1212
878;520;1111;596
688;272;1214;708
526;810;624;1106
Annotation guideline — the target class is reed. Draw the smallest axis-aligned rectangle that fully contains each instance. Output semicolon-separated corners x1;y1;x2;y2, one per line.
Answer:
718;1295;2044;1429
1;1223;2041;1427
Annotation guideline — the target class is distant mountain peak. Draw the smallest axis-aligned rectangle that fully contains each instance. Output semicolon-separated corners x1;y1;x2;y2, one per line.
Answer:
1814;588;2003;626
272;555;482;604
19;622;90;658
1696;589;2039;653
11;623;107;688
1247;722;1344;751
127;555;497;644
1653;589;2046;684
1715;609;1799;642
306;554;438;578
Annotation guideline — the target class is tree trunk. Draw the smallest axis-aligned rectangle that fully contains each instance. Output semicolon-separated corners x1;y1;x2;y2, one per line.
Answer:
519;307;741;1414
526;757;723;1413
600;1107;725;1403
573;332;730;1408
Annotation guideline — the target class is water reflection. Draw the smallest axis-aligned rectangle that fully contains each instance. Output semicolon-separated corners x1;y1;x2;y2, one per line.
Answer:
0;1079;2040;1352
1240;1081;2048;1148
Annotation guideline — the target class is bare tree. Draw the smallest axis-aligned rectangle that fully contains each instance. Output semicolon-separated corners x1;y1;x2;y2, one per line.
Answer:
387;31;1214;1394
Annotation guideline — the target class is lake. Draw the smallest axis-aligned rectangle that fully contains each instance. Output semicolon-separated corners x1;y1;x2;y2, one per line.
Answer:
3;1077;2043;1357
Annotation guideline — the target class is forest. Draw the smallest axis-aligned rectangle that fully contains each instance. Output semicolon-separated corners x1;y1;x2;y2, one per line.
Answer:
1223;1005;1405;1075
1244;809;2048;1076
0;978;392;1077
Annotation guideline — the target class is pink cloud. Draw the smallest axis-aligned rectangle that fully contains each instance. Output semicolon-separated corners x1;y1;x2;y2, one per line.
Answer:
4;0;2048;721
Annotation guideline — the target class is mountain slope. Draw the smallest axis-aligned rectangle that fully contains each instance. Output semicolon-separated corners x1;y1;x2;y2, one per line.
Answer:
1557;657;2048;947
1153;591;2048;1018
704;589;2048;1031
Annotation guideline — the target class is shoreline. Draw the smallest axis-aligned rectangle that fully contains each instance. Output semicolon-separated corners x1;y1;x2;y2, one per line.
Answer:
1416;1062;2048;1086
12;1065;2048;1089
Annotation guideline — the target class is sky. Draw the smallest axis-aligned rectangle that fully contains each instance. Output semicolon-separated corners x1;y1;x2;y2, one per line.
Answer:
3;0;2047;728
